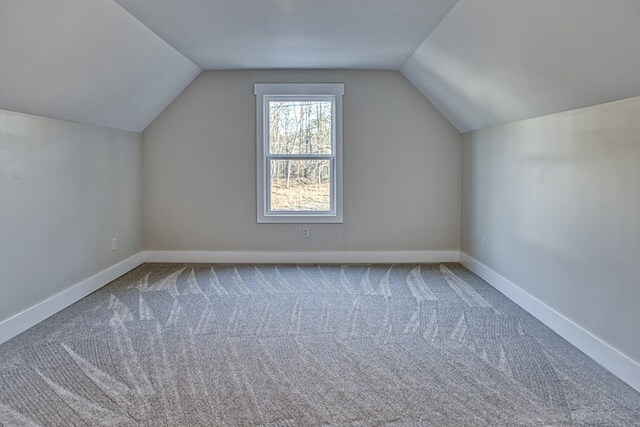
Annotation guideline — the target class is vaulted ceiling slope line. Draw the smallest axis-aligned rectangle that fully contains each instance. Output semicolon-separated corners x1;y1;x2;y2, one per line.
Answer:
4;0;638;135
111;0;460;70
0;0;201;132
400;0;640;133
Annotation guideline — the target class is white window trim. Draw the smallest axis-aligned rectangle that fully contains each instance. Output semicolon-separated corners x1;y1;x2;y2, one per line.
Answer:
255;83;344;224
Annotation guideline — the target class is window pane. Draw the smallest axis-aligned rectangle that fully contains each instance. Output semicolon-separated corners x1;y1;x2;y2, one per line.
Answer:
269;100;332;155
270;159;331;212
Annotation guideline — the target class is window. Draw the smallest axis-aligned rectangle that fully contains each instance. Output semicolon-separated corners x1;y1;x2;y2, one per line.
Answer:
255;83;344;223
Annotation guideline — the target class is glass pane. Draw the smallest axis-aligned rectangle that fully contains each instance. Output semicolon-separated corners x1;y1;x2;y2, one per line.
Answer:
270;159;331;212
269;100;332;155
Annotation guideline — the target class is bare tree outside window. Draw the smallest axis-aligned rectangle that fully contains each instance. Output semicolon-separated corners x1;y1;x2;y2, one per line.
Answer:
255;83;343;223
268;100;332;212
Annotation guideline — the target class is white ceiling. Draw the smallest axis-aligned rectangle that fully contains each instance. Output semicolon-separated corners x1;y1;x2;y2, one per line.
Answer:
0;0;200;132
401;0;640;132
2;0;639;133
112;0;459;70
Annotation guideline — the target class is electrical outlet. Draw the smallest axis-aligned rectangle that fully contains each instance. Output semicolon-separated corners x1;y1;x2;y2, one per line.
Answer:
302;227;310;238
112;238;118;251
481;237;486;250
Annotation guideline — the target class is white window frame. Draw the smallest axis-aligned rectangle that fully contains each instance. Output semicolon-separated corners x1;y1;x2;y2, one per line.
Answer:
255;83;344;223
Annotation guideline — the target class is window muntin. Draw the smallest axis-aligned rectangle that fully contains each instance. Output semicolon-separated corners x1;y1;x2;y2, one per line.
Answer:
255;84;343;223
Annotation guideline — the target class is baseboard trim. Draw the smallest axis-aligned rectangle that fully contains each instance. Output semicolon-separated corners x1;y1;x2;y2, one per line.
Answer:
142;250;461;264
5;250;635;392
460;252;640;393
0;253;144;346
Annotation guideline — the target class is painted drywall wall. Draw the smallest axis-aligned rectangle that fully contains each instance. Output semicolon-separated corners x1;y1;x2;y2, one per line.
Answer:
0;109;142;324
462;97;640;362
143;70;461;251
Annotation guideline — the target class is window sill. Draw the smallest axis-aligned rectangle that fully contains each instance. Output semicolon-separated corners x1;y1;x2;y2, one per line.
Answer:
257;214;343;224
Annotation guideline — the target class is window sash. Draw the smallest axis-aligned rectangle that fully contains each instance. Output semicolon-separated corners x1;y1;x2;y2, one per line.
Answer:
265;157;336;216
265;95;336;156
264;95;336;216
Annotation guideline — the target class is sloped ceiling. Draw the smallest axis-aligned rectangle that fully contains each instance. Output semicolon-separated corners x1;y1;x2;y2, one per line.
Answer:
0;0;200;132
2;0;639;133
111;0;459;70
401;0;640;133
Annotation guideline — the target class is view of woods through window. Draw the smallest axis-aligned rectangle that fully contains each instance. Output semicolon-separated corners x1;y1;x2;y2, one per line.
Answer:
268;100;332;212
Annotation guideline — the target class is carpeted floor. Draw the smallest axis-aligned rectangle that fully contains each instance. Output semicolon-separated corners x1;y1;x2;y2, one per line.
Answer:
0;263;639;426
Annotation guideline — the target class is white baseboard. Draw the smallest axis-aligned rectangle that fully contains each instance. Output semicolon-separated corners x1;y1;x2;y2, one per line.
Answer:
0;250;457;346
142;250;461;264
460;252;640;393
5;249;636;393
0;253;144;346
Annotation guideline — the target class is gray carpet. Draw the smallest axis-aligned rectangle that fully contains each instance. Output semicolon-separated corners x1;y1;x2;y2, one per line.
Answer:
1;263;639;426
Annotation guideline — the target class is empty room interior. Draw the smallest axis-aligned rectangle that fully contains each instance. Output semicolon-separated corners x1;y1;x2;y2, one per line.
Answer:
1;0;640;425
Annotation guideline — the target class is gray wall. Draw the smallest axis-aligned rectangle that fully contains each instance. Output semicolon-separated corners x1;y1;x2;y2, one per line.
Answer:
0;109;142;323
462;96;640;362
142;70;462;251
